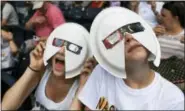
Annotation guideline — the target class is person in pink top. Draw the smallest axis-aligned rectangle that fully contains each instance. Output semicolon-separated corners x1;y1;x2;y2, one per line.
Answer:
25;1;65;42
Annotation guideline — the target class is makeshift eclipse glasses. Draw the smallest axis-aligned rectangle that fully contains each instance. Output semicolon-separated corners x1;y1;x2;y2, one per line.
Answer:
52;38;83;55
103;22;145;49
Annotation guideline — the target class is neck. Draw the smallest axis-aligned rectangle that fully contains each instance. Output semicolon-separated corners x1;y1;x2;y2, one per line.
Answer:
40;2;48;14
44;2;49;9
166;24;183;35
49;71;75;85
124;61;155;89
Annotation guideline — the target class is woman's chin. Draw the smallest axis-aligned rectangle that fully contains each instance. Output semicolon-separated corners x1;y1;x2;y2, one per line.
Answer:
126;53;148;63
52;68;65;77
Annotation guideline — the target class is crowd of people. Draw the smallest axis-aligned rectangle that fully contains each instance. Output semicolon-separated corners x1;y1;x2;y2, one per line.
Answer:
1;1;184;110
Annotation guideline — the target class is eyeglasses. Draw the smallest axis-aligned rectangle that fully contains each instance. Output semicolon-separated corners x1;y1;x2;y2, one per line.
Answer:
52;38;83;55
103;22;145;49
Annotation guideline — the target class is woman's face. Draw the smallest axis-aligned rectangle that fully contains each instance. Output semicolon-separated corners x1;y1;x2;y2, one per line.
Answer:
129;1;139;13
51;46;65;77
161;8;177;30
124;33;149;63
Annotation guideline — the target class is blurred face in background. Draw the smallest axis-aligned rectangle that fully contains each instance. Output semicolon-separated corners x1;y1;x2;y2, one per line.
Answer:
129;1;139;13
161;8;180;30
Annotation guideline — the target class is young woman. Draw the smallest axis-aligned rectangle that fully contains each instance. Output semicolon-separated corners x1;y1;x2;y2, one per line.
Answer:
71;7;184;110
154;2;184;59
2;23;97;110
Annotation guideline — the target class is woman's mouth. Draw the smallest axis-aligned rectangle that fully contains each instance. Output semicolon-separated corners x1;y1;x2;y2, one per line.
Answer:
128;44;142;53
55;58;65;71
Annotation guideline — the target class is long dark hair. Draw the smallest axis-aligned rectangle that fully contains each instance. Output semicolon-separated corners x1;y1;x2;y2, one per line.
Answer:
163;1;185;28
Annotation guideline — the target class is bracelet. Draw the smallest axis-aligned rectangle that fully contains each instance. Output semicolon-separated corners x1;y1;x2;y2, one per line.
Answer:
28;66;40;73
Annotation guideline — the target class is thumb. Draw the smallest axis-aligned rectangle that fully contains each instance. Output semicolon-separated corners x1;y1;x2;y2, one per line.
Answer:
80;70;89;78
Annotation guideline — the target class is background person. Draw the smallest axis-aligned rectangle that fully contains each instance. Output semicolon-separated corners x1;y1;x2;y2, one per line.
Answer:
25;1;65;42
1;1;19;26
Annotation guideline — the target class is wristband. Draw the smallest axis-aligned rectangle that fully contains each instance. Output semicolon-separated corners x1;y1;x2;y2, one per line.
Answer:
28;66;40;73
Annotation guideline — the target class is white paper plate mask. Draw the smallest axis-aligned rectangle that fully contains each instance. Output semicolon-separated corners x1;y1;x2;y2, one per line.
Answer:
90;7;161;78
44;23;92;78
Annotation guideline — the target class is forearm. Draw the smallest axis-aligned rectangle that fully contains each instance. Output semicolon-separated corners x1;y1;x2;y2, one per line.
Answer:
25;20;34;30
2;67;42;110
1;19;7;26
70;87;84;110
9;40;18;55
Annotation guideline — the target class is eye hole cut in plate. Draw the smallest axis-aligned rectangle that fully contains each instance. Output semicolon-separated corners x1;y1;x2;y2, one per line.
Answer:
102;22;145;49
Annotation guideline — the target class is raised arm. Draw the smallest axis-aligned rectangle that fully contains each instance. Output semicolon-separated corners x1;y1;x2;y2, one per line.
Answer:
70;57;97;110
2;42;46;110
25;13;46;30
1;30;18;55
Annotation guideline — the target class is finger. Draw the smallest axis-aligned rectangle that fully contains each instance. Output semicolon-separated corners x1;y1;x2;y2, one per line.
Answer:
84;62;93;70
34;43;44;57
156;28;165;34
32;49;40;58
156;32;163;36
36;42;45;55
36;44;43;52
86;57;94;62
30;51;34;58
30;51;38;60
159;29;165;34
40;41;46;49
92;59;98;67
35;48;43;57
155;30;162;34
92;56;98;64
155;27;164;31
159;27;165;31
81;68;92;75
156;25;165;29
87;57;97;65
84;58;94;66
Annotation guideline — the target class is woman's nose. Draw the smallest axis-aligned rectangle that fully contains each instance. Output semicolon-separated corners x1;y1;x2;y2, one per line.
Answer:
124;33;134;44
59;46;65;54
